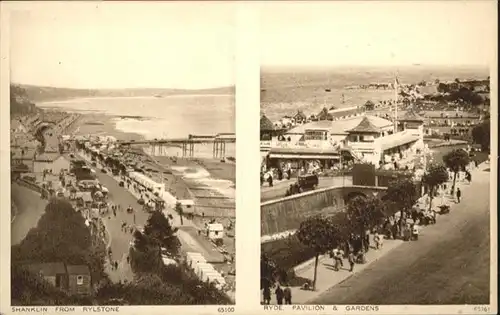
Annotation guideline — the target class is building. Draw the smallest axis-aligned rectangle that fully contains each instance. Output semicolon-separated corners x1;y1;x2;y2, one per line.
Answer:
207;223;224;241
34;153;71;174
66;265;92;295
424;110;482;137
261;114;286;158
11;147;37;171
22;263;92;296
262;111;425;171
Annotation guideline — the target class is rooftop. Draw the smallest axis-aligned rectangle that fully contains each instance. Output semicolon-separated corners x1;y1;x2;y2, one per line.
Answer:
260;114;275;131
66;265;90;275
23;262;66;276
35;152;62;162
288;115;392;135
347;116;381;133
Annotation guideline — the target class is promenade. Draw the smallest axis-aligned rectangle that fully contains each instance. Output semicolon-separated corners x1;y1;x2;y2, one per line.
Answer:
264;162;490;305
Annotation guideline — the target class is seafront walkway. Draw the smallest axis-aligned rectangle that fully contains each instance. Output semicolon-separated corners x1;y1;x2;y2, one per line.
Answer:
76;152;222;269
272;162;490;304
311;162;491;304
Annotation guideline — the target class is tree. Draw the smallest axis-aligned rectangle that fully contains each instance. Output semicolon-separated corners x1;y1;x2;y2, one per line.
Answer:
422;163;449;211
443;149;470;192
11;199;107;286
175;201;184;225
437;83;450;93
472;120;490;152
346;195;386;247
383;179;418;235
296;215;342;291
143;211;180;256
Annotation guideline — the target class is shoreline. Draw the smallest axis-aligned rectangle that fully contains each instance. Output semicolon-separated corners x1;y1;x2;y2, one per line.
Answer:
37;93;234;105
71;112;235;217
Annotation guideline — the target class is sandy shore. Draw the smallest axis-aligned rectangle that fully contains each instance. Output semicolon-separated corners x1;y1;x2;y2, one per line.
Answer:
70;113;235;217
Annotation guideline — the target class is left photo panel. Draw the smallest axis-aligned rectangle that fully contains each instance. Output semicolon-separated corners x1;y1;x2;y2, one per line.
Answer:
9;3;236;305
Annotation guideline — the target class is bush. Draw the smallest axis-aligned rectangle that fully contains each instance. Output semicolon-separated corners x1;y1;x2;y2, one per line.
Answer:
261;235;316;274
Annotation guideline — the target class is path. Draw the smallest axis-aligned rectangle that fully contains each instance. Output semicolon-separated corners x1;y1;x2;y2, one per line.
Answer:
11;183;47;245
310;163;491;304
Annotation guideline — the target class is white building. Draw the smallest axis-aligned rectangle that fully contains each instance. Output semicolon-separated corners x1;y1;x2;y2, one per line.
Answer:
34;153;71;174
262;110;425;170
207;223;224;240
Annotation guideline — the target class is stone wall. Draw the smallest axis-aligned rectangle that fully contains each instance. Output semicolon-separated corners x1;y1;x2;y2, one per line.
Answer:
261;185;387;237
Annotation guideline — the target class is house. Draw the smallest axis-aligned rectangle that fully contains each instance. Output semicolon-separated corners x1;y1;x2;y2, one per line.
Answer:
22;262;92;296
66;265;92;295
11;147;36;171
24;262;67;290
34;153;71;174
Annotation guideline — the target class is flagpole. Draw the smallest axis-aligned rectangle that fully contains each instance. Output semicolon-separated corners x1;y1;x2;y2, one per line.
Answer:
394;76;399;133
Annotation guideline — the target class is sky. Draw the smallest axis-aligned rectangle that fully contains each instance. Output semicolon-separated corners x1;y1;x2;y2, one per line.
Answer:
260;1;497;68
10;3;236;89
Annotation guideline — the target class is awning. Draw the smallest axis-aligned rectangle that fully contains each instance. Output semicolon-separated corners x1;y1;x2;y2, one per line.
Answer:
269;154;340;160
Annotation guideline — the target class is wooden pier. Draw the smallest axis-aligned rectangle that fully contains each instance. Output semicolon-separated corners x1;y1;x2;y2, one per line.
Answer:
118;133;235;158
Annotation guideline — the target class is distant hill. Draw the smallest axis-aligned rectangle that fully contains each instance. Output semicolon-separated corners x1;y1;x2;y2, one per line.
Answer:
10;84;40;117
13;84;235;103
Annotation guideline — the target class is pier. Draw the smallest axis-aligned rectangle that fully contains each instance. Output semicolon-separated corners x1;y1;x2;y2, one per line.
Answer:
117;133;236;158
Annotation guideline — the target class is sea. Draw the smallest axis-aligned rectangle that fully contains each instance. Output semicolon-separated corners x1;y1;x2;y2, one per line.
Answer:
261;65;489;121
38;94;236;158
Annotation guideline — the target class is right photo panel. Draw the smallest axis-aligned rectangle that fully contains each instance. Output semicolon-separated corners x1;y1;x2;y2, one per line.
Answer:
259;1;493;306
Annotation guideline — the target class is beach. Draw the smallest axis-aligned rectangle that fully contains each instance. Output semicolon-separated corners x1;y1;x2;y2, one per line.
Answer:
59;100;235;219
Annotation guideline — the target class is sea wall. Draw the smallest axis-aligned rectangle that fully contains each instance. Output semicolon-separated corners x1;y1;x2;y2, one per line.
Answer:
261;185;387;237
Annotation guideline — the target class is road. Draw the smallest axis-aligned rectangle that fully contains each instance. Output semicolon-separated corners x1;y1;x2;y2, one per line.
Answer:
11;183;47;245
260;176;353;202
311;166;491;305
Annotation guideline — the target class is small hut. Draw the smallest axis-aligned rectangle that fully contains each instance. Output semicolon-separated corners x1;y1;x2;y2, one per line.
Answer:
317;107;333;121
293;110;307;124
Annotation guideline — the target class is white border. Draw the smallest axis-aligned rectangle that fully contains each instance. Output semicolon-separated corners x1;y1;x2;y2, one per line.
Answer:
0;1;497;314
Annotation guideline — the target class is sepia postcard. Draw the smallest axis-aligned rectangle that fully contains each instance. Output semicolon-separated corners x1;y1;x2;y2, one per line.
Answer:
0;1;498;315
1;1;236;313
259;1;497;314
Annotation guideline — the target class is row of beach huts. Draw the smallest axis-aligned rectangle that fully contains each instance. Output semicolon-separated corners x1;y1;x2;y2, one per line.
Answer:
185;252;227;290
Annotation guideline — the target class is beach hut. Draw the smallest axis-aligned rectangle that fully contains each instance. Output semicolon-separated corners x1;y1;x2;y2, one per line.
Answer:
194;262;216;279
186;252;206;268
199;266;220;282
202;270;222;283
207;223;224;241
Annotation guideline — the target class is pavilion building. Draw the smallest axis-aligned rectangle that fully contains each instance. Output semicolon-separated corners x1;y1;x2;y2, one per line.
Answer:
261;109;425;172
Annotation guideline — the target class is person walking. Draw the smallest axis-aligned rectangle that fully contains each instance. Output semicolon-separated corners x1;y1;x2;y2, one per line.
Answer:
114;261;118;270
412;223;420;241
283;284;292;305
275;284;284;305
332;248;340;271
456;188;462;203
374;232;381;249
348;252;355;272
263;286;271;305
364;229;370;252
